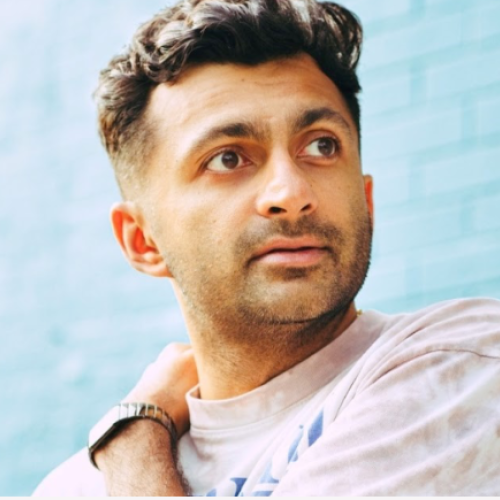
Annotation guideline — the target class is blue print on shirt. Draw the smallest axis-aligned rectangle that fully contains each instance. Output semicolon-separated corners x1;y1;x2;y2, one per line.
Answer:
205;409;325;496
258;462;280;485
231;478;247;496
287;424;303;463
206;478;246;497
308;409;323;446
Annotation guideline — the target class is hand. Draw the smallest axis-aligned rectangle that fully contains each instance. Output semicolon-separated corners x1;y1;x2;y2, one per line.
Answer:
122;342;198;436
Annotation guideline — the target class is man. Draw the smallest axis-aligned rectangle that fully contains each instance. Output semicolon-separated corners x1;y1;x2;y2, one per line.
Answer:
34;0;500;496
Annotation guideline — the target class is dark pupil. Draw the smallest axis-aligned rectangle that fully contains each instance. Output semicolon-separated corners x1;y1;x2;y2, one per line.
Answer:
318;138;335;156
221;151;239;169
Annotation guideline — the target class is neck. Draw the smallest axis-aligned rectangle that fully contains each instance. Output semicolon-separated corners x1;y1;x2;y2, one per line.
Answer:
184;302;359;400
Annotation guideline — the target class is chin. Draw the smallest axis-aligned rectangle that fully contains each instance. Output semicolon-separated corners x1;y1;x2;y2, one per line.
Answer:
241;283;351;325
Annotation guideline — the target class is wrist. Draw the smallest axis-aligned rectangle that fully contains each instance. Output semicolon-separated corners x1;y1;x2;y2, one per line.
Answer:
94;417;176;471
94;419;187;496
88;402;178;470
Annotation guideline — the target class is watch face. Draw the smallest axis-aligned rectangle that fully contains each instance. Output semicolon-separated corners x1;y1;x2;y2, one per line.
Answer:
88;406;121;449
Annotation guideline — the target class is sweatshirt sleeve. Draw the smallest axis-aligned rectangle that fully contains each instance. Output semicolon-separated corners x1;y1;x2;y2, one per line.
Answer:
274;342;500;495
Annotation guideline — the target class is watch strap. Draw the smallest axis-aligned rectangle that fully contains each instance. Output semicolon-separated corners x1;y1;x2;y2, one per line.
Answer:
88;402;178;469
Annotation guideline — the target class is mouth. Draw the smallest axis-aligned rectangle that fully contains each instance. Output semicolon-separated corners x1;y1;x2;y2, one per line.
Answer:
251;238;329;267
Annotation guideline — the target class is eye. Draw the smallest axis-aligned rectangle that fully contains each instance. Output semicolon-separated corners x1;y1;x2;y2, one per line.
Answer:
205;150;247;172
300;136;338;158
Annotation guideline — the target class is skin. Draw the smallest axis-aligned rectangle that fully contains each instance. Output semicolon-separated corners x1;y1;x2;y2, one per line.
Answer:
97;53;374;495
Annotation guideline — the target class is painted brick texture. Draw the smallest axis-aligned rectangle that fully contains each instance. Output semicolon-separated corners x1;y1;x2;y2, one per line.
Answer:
0;0;498;495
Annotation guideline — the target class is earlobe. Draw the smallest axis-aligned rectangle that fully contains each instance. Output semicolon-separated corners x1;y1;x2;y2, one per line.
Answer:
363;174;374;224
110;202;172;278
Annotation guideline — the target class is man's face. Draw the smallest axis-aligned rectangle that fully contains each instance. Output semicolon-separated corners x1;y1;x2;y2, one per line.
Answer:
134;54;373;328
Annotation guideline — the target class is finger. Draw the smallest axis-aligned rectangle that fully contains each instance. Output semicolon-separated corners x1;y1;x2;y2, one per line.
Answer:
156;342;192;361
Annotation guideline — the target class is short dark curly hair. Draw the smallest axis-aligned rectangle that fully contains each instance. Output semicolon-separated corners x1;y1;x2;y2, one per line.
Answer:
95;0;363;195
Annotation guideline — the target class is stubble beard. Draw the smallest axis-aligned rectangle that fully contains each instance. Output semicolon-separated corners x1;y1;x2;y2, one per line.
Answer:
165;209;373;352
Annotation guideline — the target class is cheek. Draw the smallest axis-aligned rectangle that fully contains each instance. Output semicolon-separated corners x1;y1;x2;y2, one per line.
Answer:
316;176;351;212
318;175;367;226
162;193;235;255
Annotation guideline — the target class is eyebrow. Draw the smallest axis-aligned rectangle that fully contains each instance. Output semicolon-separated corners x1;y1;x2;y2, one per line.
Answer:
189;121;269;158
186;106;352;159
292;106;353;137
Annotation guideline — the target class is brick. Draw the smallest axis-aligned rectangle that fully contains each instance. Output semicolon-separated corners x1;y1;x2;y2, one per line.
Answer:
371;163;412;207
477;3;500;40
363;107;462;160
362;71;413;117
424;1;500;45
357;267;407;303
422;0;498;20
422;146;500;195
362;12;463;70
472;192;500;232
341;0;413;26
364;232;500;310
376;204;463;255
427;46;500;99
421;242;500;292
357;248;408;304
478;96;500;136
464;277;500;300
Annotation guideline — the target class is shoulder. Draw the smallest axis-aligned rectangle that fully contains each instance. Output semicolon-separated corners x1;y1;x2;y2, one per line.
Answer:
32;448;106;497
274;299;500;495
367;297;500;360
347;297;500;397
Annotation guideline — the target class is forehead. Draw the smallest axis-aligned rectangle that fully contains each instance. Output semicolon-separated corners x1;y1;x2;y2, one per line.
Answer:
145;54;356;157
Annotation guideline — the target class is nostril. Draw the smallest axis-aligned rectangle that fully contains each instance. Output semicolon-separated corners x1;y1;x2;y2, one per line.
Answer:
269;206;284;214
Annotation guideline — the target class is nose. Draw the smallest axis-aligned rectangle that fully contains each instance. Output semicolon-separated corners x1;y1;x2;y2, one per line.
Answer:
255;154;318;220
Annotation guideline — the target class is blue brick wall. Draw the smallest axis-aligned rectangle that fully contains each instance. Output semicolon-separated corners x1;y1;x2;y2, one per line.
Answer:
344;0;500;313
0;0;499;495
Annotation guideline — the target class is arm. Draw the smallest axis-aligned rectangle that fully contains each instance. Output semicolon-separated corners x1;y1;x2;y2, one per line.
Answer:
94;343;198;496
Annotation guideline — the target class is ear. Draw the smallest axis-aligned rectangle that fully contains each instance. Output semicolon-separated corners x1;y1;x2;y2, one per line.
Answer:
363;174;374;224
110;202;172;278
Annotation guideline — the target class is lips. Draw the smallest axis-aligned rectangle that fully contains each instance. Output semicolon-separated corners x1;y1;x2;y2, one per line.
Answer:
251;237;329;267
